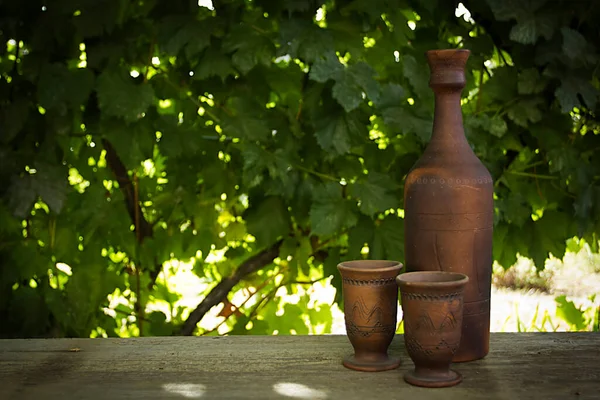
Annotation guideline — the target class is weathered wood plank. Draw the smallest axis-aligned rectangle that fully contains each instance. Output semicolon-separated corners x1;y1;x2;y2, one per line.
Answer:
0;333;598;400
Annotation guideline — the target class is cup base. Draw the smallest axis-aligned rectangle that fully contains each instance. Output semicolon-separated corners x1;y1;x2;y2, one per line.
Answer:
342;354;401;372
404;368;462;388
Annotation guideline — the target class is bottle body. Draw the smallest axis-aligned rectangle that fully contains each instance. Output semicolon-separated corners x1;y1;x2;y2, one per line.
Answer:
403;49;493;362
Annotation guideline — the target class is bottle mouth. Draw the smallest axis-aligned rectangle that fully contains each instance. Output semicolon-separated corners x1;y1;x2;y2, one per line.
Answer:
425;49;470;89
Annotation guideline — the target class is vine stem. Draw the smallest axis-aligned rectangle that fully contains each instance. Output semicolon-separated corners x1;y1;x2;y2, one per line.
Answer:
49;217;59;289
133;171;144;336
506;171;558;180
476;66;484;113
293;163;339;182
200;268;284;336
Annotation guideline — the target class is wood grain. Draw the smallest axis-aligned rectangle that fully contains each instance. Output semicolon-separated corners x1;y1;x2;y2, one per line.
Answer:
0;333;598;400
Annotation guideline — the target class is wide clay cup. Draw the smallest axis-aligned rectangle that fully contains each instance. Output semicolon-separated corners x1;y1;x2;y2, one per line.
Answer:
396;271;469;387
338;260;403;372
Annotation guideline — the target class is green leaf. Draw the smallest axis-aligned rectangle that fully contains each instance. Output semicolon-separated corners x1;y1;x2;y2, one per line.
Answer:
561;27;587;60
518;69;546;94
349;172;398;216
322;247;343;306
332;74;364;112
468;114;508;138
38;64;95;111
281;20;334;63
245;196;290;247
96;68;154;122
312;59;380;111
403;55;431;99
493;224;519;268
7;164;67;217
223;24;275;74
507;98;543;127
221;97;272;142
375;83;405;109
509;17;536;44
159;17;212;59
346;215;374;259
281;236;313;277
347;62;381;104
381;106;432;142
0;98;30;144
194;47;235;81
529;211;571;268
147;311;174;336
309;182;358;236
555;76;598;112
309;54;343;84
555;295;586;330
314;112;364;155
370;215;404;261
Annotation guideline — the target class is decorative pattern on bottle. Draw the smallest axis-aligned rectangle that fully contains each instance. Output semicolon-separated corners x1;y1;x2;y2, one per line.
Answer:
342;277;396;286
407;176;493;185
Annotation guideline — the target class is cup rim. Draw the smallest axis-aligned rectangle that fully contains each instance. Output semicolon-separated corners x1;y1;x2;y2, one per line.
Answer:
396;271;469;288
337;260;403;273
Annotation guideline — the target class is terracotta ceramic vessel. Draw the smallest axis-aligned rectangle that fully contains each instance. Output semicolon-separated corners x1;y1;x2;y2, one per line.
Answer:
397;271;469;388
338;260;403;372
403;49;493;362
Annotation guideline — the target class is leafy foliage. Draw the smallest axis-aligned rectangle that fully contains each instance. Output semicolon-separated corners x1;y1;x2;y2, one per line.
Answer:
1;0;599;338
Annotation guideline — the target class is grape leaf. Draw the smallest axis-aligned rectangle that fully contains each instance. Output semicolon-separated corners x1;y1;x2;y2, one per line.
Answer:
518;68;546;94
7;163;67;217
96;68;154;122
555;76;598;112
555;295;586;330
221;97;272;142
309;53;343;83
0;98;30;144
332;73;363;112
346;215;375;259
223;24;275;74
349;172;399;216
314;112;364;155
561;27;587;60
507;98;543;127
370;215;404;261
38;63;94;111
159;17;212;59
403;55;431;100
493;223;519;269
245;196;290;247
529;211;571;268
194;47;235;81
381;106;432;142
375;83;405;109
309;183;358;236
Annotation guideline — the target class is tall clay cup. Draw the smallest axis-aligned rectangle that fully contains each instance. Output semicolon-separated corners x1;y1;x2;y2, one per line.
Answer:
396;271;469;388
338;260;403;372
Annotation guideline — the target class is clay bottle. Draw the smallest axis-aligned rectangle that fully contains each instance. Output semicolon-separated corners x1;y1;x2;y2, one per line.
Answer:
403;49;493;362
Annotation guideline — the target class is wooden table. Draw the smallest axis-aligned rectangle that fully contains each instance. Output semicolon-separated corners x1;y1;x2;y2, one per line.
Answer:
0;333;598;399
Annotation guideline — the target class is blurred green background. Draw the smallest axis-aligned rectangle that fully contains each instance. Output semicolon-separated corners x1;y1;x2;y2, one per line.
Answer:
0;0;599;338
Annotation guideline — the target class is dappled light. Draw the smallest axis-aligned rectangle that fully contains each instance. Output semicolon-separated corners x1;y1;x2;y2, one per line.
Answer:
273;382;327;399
162;383;206;398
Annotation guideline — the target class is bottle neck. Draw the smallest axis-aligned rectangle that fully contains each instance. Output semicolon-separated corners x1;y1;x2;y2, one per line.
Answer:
430;91;468;145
